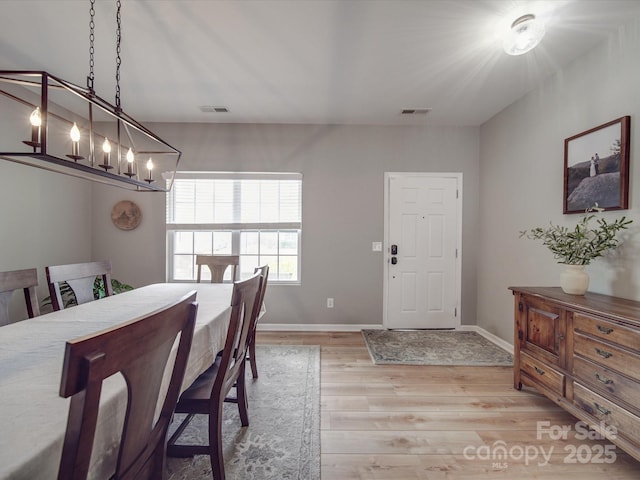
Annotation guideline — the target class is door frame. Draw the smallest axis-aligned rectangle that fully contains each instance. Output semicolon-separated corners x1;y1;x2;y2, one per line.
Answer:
383;172;463;329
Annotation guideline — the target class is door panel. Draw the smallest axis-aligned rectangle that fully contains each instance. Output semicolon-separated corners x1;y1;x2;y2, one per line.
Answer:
402;214;418;256
384;173;461;329
427;272;444;312
401;273;417;311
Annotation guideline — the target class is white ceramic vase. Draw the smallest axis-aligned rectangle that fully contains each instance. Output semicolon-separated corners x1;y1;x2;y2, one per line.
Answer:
560;265;590;295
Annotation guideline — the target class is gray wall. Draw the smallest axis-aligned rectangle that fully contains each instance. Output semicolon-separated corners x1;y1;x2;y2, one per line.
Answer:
92;124;480;327
0;161;93;318
477;18;640;342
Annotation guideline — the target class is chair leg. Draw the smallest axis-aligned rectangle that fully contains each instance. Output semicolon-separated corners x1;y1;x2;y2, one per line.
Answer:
237;362;249;427
151;442;167;480
209;402;226;480
249;338;258;379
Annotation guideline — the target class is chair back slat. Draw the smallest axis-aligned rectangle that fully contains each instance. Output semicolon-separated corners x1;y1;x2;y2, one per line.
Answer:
253;264;269;321
195;255;239;283
46;261;113;310
248;265;269;340
57;291;198;480
0;268;40;325
246;265;269;378
217;272;262;394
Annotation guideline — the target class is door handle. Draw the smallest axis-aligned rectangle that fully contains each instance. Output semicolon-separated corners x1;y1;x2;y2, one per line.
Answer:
391;245;398;255
391;257;398;265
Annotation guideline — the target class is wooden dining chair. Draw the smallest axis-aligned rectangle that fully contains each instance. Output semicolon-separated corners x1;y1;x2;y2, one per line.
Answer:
0;268;40;326
57;291;198;480
167;272;263;480
195;255;239;283
247;264;269;378
46;260;113;311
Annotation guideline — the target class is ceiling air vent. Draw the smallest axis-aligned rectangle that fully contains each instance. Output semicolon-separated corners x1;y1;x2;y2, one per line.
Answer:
401;108;431;115
199;106;229;113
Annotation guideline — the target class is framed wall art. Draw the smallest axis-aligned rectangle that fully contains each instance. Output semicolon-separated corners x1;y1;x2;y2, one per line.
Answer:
563;115;630;214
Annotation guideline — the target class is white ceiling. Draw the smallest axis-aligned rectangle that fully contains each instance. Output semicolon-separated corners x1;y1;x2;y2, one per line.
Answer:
1;0;640;126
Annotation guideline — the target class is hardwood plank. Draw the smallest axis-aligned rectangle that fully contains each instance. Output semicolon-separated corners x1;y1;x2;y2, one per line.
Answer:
322;382;529;397
321;394;560;412
322;383;398;396
322;430;486;454
322;366;514;384
321;410;578;431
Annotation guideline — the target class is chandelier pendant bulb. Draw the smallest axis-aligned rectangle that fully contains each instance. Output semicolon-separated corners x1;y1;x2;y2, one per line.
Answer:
124;148;135;178
145;158;154;184
99;137;113;170
23;107;42;149
67;122;84;162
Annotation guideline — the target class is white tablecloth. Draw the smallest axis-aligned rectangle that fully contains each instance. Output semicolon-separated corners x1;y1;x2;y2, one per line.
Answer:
0;283;233;480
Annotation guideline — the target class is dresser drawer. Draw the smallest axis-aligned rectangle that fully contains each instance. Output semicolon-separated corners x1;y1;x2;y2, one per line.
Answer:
574;313;640;352
573;382;640;443
574;332;640;383
573;355;640;410
520;351;565;395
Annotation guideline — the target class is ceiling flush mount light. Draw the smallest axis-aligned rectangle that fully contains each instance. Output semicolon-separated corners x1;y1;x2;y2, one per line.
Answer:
503;14;546;56
0;0;181;192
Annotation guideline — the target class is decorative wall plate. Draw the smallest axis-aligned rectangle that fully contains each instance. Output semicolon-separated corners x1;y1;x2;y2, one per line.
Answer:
111;200;142;231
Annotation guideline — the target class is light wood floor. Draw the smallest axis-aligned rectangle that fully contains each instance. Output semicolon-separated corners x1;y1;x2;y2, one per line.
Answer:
255;331;640;479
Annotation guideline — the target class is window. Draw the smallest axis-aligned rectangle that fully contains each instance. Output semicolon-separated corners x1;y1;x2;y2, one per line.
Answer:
166;172;302;283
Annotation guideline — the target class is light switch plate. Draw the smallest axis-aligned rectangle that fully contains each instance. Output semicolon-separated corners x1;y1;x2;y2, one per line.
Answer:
372;242;382;252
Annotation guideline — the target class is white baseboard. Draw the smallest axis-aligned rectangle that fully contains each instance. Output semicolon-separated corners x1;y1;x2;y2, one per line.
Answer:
460;325;514;354
257;323;514;354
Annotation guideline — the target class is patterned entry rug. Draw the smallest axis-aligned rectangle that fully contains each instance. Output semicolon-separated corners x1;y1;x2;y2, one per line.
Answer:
362;329;513;366
166;345;320;480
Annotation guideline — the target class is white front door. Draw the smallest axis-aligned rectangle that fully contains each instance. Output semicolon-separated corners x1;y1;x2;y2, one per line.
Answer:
383;173;461;329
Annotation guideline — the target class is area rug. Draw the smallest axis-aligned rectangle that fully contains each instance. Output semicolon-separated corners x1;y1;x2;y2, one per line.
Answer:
362;329;513;366
166;345;320;480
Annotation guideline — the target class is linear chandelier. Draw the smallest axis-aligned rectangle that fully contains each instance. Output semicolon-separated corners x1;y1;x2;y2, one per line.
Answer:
0;1;180;192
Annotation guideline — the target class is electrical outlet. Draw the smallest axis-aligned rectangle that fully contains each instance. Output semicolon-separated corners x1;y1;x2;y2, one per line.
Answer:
327;298;334;308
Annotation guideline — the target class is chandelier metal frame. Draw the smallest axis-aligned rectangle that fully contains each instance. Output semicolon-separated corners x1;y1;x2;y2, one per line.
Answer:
0;1;181;192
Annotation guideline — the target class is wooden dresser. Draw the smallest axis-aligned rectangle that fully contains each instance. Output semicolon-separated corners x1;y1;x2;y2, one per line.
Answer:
510;286;640;461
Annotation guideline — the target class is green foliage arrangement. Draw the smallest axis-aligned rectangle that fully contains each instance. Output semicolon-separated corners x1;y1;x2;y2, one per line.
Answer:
520;205;632;265
42;277;134;309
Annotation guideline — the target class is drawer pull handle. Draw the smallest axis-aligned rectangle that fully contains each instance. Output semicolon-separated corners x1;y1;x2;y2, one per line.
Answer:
534;366;545;375
594;403;611;416
595;373;613;385
596;325;614;334
595;348;613;359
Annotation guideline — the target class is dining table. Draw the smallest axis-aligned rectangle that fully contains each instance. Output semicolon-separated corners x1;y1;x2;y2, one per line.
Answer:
0;282;234;480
